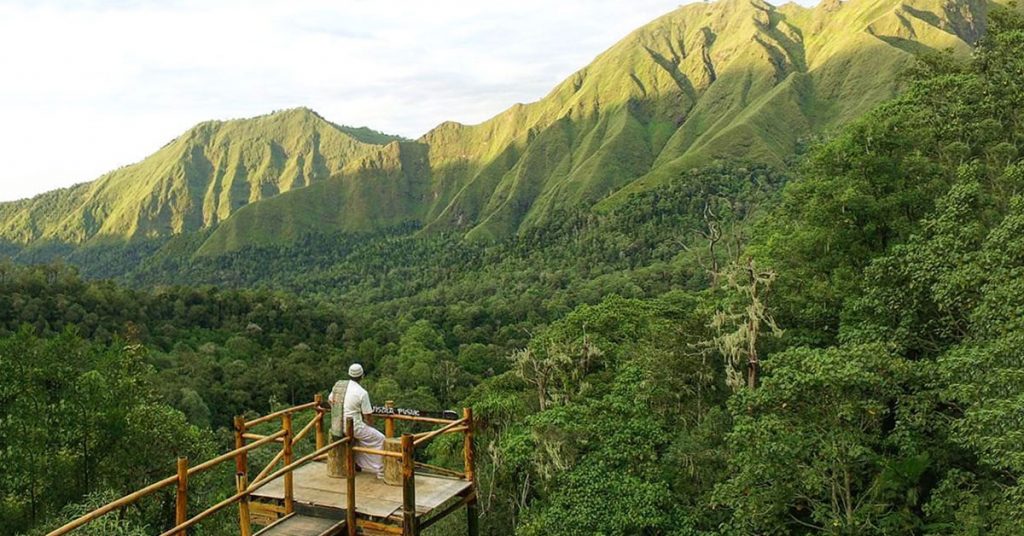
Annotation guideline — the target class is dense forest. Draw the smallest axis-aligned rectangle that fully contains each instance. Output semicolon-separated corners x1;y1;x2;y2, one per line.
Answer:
4;6;1024;536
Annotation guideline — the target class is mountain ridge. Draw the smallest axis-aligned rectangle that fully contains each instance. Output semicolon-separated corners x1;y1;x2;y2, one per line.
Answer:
0;107;404;245
0;0;1003;257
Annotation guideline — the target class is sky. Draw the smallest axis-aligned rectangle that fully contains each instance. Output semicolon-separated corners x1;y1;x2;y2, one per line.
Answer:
0;0;813;202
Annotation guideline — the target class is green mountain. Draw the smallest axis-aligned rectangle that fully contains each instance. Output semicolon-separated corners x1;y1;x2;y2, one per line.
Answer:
0;108;406;245
0;0;997;256
415;0;986;241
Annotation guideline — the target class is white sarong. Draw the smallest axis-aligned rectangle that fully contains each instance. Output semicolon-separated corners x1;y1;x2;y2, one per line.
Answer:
329;379;385;477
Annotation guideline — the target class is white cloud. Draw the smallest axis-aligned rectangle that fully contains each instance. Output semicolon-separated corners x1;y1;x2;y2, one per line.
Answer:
0;0;816;202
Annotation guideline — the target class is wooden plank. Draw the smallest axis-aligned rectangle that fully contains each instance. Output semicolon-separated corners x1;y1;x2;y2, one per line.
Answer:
253;513;296;535
254;514;344;536
250;501;283;526
251;461;471;518
253;465;401;518
358;519;403;535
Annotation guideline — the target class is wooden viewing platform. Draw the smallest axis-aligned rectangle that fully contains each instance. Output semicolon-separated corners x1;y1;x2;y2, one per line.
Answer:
47;396;479;536
252;463;473;534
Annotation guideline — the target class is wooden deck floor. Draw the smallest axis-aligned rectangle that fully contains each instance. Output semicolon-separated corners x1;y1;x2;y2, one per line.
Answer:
251;461;472;520
254;514;345;536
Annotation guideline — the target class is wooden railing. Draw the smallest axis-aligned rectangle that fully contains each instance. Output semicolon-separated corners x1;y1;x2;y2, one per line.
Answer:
46;396;478;536
47;395;334;536
369;401;477;536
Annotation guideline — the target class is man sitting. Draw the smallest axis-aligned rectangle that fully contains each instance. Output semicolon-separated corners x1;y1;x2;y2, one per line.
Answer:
329;363;385;477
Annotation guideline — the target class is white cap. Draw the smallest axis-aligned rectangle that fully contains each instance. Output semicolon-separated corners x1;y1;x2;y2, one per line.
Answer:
348;363;364;379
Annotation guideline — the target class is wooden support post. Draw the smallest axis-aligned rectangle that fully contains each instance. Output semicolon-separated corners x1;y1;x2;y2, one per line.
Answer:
282;413;294;514
328;440;347;477
314;394;325;450
233;414;251;528
463;407;478;536
175;457;188;536
233;415;247;474
383;437;403;486
385;400;395;438
467;497;479;536
236;472;253;536
463;408;475;483
345;418;357;536
401;433;418;536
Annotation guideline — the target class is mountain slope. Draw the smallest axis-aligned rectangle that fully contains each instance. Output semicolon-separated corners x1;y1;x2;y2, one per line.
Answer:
0;108;404;245
418;0;987;240
205;0;991;251
0;0;1000;257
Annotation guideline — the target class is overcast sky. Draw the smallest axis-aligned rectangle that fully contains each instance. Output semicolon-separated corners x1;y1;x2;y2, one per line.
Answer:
0;0;813;202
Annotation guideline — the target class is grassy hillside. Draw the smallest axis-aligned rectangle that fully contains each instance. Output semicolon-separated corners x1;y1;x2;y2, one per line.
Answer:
208;0;991;251
0;108;404;246
0;0;998;258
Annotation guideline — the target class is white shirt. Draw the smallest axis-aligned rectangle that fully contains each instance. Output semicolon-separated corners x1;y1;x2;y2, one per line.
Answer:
329;379;372;434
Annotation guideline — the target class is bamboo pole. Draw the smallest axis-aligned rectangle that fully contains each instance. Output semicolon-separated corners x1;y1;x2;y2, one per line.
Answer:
315;394;325;450
384;400;395;438
464;408;479;536
352;446;403;458
412;426;468;439
234;416;247;474
401;434;418;535
413;418;467;446
463;408;475;483
247;437;347;492
234;414;250;532
171;453;354;536
46;474;178;536
158;484;252;536
48;427;283;536
243;401;318;428
175;458;188;536
345;418;357;536
386;414;458;425
236;472;252;536
192;431;283;476
282;413;294;514
291;413;319;445
413;461;464;479
252;448;287;487
53;407;314;536
242;432;284;443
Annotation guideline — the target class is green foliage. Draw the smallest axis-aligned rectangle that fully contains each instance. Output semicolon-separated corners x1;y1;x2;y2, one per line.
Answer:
0;330;216;534
471;293;726;536
715;345;923;534
727;6;1024;534
27;491;151;536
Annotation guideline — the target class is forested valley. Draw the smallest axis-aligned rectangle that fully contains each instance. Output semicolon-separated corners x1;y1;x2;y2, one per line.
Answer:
4;6;1024;536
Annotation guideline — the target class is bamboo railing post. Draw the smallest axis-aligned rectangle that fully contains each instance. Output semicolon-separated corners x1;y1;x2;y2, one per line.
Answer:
236;472;252;536
385;400;395;438
175;458;188;536
463;407;478;536
463;408;475;482
282;413;294;514
233;416;247;474
401;433;418;535
345;418;357;536
233;414;251;530
314;394;325;450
